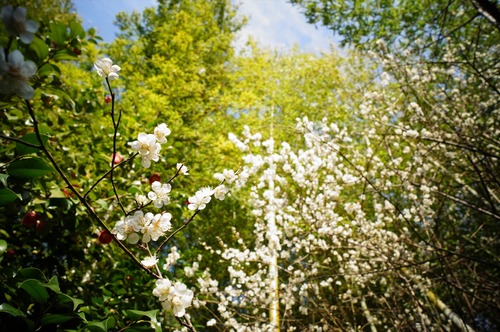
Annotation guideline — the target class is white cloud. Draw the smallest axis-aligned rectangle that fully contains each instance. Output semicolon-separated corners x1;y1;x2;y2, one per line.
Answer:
234;0;336;52
73;0;336;52
73;0;157;41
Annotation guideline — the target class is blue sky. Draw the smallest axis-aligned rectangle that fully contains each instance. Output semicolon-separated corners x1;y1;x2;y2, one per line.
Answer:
72;0;337;52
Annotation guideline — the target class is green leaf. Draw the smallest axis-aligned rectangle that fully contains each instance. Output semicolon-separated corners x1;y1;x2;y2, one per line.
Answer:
70;21;85;39
30;36;49;60
127;186;143;195
38;63;60;77
0;303;26;317
58;293;84;311
0;239;7;255
0;188;20;205
41;313;76;325
124;309;159;321
76;311;87;324
44;276;61;293
19;279;49;303
53;49;77;61
7;157;54;179
17;267;46;281
86;317;115;332
49;22;68;46
0;173;9;187
16;133;49;155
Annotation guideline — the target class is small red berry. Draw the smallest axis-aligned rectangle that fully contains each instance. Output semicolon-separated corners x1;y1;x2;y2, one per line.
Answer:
112;152;123;164
36;219;48;232
104;95;112;104
22;211;39;227
6;248;15;256
98;230;113;244
148;173;161;184
62;187;73;197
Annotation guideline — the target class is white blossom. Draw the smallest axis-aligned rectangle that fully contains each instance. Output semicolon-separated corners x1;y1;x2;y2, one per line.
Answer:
188;186;213;210
94;58;121;80
129;133;161;168
1;6;38;43
141;255;158;268
148;181;172;208
0;48;37;99
154;123;171;144
213;184;229;200
177;163;189;175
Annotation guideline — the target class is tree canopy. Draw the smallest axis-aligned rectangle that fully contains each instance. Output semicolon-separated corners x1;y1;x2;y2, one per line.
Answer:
0;0;498;331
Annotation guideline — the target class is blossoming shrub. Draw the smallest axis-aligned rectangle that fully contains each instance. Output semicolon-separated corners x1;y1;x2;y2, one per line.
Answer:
0;4;236;331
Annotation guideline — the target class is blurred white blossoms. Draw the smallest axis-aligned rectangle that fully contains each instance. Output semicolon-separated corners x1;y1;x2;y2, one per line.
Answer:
214;169;238;184
94;58;121;81
0;48;37;99
188;186;214;211
153;278;194;317
148;181;172;208
213;184;228;200
112;210;172;244
129;123;171;168
1;6;38;44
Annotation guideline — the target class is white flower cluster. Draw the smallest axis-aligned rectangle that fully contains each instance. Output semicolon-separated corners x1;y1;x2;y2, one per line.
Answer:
153;278;193;317
0;6;38;99
129;123;171;168
1;6;38;44
112;210;172;244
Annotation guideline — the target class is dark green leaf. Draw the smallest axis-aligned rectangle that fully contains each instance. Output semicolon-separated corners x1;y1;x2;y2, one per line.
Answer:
19;279;49;303
16;133;49;155
30;36;49;60
0;303;26;317
0;188;20;205
86;317;115;332
7;157;54;179
17;267;46;281
58;293;84;311
41;313;76;325
44;276;61;293
124;309;159;321
0;173;9;187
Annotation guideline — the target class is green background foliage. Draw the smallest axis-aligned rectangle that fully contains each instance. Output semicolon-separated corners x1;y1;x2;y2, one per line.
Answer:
1;0;498;330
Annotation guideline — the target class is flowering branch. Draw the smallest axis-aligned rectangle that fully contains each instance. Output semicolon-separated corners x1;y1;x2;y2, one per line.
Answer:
25;100;158;279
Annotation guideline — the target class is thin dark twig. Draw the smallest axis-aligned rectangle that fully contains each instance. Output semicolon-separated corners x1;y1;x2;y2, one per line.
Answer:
176;316;196;332
155;210;200;256
83;152;139;199
0;133;42;149
106;77;127;215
